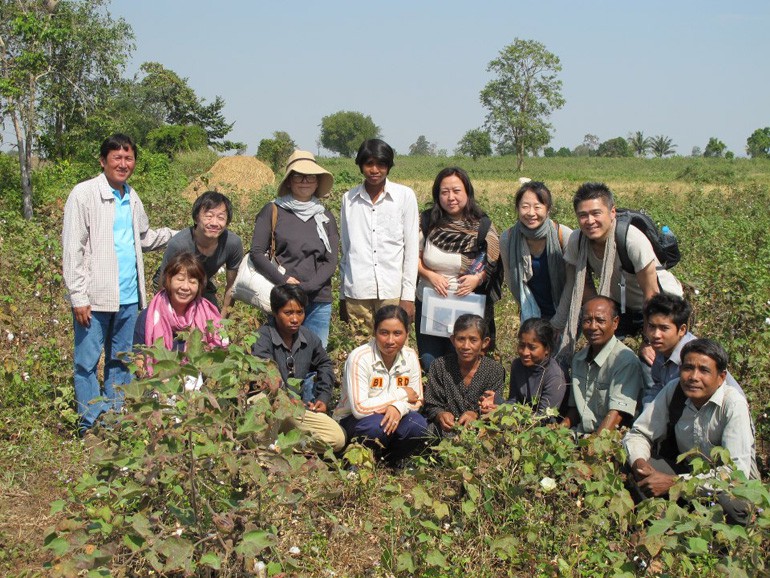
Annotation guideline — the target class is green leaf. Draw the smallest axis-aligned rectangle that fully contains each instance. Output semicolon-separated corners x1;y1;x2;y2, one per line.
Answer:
687;536;709;554
432;500;450;520
123;533;145;552
425;549;448;568
156;536;194;571
50;499;66;515
461;499;477;515
412;485;432;509
237;406;267;435
234;530;276;556
396;552;415;573
199;552;222;569
490;535;518;560
43;534;70;556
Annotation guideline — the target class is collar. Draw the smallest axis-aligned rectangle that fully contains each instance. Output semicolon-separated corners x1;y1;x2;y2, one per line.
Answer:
368;338;406;372
685;382;727;412
351;179;392;205
267;325;307;354
99;173;130;201
667;331;697;365
585;335;619;367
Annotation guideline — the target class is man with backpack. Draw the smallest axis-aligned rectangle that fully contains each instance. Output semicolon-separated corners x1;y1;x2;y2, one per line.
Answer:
552;182;682;358
623;338;758;525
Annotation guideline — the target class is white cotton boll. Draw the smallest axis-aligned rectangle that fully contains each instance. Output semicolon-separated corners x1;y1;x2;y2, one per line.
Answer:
540;477;557;492
289;546;300;555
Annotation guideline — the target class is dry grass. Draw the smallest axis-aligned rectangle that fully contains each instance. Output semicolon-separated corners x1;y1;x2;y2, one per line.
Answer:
183;156;275;209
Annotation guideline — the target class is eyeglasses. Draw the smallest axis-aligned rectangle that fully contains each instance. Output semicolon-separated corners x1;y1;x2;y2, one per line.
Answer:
290;173;318;183
286;354;295;378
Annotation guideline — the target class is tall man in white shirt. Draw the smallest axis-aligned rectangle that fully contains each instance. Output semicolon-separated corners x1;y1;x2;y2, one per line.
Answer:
339;139;419;332
62;134;175;434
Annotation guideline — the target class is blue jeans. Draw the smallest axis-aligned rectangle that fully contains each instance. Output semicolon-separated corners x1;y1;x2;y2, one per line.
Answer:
73;304;138;432
303;301;332;348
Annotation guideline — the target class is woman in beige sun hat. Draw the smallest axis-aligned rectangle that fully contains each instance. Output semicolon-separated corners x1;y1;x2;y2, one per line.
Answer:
250;150;338;346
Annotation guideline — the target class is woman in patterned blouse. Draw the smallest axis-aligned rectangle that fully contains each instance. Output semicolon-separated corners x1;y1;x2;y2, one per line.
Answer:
423;314;506;437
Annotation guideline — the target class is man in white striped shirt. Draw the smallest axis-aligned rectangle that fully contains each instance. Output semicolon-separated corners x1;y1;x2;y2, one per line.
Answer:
62;134;175;434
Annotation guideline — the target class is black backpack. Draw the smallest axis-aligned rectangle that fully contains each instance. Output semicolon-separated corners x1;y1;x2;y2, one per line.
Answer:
655;384;692;475
615;209;681;274
419;209;503;303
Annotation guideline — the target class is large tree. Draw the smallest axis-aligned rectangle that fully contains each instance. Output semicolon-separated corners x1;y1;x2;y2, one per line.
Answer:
319;110;380;157
649;135;677;158
256;131;296;172
137;62;243;152
0;0;132;219
479;39;565;171
456;129;492;160
746;127;770;158
408;135;436;156
597;137;632;158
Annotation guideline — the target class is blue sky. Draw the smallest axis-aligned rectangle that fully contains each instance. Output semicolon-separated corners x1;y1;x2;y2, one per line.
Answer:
110;1;769;157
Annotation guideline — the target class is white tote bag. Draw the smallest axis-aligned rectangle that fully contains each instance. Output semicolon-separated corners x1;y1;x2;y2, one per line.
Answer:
232;204;284;313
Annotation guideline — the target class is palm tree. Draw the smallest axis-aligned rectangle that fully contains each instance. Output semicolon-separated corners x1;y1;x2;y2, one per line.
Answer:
627;131;651;157
649;135;677;158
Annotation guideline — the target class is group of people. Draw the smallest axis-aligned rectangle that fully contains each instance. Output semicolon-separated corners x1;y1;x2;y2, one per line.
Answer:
62;133;759;524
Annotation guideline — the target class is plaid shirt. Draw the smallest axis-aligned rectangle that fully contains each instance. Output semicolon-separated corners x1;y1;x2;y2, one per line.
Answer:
62;173;174;311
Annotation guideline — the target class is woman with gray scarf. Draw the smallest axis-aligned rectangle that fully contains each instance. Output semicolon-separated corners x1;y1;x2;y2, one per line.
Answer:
500;181;571;321
250;151;338;346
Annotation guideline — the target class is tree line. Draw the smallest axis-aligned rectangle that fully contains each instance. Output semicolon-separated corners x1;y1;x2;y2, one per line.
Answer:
2;3;769;220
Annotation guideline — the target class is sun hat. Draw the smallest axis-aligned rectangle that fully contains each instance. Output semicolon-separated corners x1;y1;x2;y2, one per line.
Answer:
277;150;334;199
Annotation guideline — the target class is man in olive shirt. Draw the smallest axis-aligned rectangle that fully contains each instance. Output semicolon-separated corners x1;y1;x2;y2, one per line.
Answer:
562;296;647;434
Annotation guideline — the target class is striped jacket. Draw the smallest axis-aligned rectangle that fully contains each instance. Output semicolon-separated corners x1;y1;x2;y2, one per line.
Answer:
334;340;422;420
62;173;174;311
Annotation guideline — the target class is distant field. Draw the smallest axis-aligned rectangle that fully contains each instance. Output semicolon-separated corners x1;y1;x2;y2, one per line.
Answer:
317;154;770;230
319;154;770;185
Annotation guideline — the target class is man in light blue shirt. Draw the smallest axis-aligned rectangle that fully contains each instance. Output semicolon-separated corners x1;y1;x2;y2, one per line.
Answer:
624;338;757;525
62;134;174;434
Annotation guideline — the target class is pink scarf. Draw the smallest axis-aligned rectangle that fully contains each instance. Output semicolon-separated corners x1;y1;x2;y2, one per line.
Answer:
144;290;226;350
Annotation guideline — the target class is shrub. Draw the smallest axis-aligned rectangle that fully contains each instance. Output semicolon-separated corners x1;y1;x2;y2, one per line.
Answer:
146;125;210;157
45;333;344;575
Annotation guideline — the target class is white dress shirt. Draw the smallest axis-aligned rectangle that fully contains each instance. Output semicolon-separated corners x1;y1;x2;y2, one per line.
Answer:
339;179;419;301
624;379;758;479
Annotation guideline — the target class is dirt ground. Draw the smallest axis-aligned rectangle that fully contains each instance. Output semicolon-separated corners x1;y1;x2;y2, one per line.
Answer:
0;427;83;575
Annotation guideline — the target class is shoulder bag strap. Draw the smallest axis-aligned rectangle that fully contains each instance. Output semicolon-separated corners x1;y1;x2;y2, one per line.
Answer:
270;203;279;265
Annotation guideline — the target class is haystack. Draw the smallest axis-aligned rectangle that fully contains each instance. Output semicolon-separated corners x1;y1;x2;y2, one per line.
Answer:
183;156;275;206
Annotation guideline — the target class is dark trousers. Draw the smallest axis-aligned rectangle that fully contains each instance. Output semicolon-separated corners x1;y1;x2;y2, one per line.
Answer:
340;412;429;463
626;457;752;526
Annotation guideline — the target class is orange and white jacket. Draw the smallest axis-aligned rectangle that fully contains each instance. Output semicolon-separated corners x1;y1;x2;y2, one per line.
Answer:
334;340;423;420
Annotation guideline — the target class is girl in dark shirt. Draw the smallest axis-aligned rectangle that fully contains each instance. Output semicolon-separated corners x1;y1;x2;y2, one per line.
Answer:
480;318;568;420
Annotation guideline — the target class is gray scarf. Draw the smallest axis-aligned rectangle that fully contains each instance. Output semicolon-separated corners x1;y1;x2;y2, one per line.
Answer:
274;195;331;253
504;219;566;311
